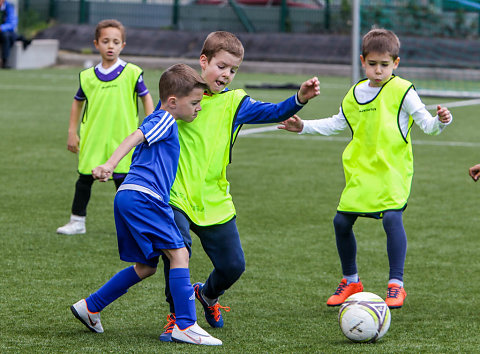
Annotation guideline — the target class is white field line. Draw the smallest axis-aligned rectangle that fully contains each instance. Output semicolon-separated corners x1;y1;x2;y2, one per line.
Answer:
238;100;480;148
0;83;74;92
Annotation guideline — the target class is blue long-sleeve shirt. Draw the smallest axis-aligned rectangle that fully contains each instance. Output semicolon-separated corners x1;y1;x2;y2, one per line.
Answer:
233;92;304;131
155;89;304;132
0;1;17;33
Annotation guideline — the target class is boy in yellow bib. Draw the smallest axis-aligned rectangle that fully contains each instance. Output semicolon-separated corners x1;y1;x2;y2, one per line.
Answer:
279;28;452;309
57;19;154;235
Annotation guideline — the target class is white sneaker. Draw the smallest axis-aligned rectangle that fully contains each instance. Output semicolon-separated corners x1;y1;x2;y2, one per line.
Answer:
57;215;86;235
70;299;104;333
171;322;222;346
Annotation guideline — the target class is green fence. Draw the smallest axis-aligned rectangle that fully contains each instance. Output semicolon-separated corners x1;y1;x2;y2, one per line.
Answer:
18;0;480;37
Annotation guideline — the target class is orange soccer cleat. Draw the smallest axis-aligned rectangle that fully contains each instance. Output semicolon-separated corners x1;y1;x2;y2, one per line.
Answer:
385;284;407;309
326;278;364;306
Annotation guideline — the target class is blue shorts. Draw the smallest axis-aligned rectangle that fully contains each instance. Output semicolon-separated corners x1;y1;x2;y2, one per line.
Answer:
114;190;185;267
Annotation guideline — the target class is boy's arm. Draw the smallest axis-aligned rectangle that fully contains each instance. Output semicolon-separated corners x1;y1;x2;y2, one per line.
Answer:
404;90;452;135
469;164;480;181
0;3;18;32
235;77;320;126
277;108;348;136
92;129;145;182
67;100;85;153
140;93;154;116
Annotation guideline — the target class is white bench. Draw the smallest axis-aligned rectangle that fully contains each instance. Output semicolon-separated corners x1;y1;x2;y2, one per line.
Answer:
7;39;59;69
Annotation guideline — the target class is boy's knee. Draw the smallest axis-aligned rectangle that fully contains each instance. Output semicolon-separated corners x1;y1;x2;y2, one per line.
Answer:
382;210;402;228
134;263;157;279
224;255;245;279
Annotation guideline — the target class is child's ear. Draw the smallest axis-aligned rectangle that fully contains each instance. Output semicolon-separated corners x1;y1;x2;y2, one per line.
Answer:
199;54;208;70
393;57;400;69
166;96;177;108
359;55;367;68
93;40;99;50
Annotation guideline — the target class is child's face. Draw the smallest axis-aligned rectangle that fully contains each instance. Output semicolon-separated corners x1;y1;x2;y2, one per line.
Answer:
360;51;400;87
199;50;242;93
94;27;125;65
172;87;204;123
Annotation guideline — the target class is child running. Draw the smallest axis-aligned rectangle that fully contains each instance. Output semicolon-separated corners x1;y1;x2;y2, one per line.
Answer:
70;64;222;346
159;31;320;341
278;28;452;309
57;19;154;235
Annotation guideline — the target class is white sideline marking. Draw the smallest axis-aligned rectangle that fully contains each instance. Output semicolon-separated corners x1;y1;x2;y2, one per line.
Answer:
238;99;480;148
0;84;73;92
242;133;480;148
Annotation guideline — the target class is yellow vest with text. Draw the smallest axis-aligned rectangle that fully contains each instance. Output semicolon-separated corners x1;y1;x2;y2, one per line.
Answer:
78;63;142;174
338;76;414;215
170;89;248;226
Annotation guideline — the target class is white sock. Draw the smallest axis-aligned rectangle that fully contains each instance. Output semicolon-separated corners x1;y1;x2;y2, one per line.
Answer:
388;278;404;287
200;290;217;306
71;214;86;223
344;274;359;284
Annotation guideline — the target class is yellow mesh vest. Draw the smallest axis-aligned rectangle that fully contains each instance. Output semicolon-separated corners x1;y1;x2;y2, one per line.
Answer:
338;76;414;216
78;63;142;174
170;89;247;226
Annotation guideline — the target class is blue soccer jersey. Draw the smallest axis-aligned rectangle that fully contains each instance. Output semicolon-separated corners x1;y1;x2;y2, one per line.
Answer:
122;110;179;203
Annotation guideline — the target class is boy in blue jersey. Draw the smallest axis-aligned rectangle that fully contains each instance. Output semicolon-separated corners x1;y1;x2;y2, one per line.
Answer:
279;28;452;309
57;19;154;235
70;64;222;346
159;31;320;339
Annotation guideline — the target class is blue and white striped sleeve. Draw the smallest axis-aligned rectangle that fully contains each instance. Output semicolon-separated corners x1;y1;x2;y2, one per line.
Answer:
140;111;176;145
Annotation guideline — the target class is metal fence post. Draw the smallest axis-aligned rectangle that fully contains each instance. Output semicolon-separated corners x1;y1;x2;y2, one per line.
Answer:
172;0;179;29
280;0;289;32
351;0;360;84
79;0;88;24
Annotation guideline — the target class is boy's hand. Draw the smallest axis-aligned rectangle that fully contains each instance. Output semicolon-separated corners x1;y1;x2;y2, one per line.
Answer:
277;114;304;133
469;164;480;181
297;77;320;104
67;133;80;153
437;105;451;124
92;164;113;182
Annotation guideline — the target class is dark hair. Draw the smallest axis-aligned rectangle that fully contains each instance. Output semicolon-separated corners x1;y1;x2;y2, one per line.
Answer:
200;31;244;62
158;64;207;102
362;28;400;60
95;19;126;42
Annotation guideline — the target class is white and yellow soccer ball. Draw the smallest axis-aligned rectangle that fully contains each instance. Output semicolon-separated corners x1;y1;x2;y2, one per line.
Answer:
338;292;391;343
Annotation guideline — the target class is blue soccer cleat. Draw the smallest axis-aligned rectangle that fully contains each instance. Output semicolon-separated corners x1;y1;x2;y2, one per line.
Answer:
159;313;175;342
193;282;230;328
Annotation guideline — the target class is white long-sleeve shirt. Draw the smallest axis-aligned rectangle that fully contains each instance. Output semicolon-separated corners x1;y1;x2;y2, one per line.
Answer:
301;80;451;136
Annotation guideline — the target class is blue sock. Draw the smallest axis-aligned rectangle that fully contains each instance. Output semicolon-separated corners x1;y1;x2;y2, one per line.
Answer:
86;266;141;312
169;268;196;330
344;274;359;284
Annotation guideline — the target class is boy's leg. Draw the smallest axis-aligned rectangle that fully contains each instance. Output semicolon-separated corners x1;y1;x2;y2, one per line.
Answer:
165;248;222;345
86;265;144;312
113;173;126;190
72;174;95;216
189;217;243;328
0;31;15;67
193;216;245;300
162;208;193;314
168;267;196;330
333;212;359;278
57;174;94;234
71;265;144;333
327;212;363;306
382;210;407;308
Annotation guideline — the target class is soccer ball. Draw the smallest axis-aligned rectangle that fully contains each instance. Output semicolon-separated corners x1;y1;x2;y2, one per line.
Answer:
338;292;391;343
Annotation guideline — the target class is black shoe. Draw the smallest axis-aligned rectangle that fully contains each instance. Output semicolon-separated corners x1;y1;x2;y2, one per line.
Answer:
22;39;32;50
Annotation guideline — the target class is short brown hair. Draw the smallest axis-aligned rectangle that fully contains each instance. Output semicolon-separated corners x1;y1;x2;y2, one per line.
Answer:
95;19;126;42
362;28;400;60
200;31;244;62
158;64;207;102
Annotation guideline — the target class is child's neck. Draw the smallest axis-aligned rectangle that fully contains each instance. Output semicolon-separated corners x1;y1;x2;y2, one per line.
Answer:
101;58;119;70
